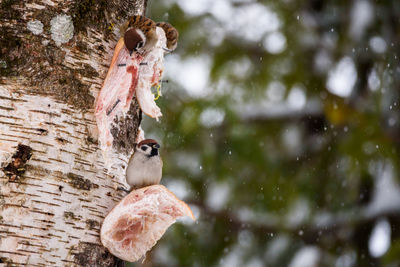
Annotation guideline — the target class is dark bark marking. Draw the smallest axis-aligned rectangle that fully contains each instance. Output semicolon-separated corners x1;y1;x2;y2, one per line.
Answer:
2;144;32;182
0;1;23;78
55;137;70;145
31;200;61;207
35;128;49;135
67;172;99;191
85;219;100;230
110;97;142;155
86;135;98;146
73;242;125;267
64;211;80;221
71;0;111;35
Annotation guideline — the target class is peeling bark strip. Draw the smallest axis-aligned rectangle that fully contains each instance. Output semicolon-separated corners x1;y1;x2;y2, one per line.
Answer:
0;0;146;265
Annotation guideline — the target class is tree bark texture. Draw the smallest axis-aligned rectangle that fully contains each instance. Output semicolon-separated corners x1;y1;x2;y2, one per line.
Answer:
0;0;146;265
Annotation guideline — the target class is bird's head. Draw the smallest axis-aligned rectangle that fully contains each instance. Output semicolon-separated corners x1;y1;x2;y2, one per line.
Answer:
136;139;160;157
124;28;146;55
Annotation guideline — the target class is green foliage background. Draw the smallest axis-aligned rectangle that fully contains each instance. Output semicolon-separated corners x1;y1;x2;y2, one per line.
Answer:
133;0;400;266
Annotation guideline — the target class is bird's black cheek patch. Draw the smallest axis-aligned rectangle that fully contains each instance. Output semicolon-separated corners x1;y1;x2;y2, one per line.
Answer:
150;148;159;157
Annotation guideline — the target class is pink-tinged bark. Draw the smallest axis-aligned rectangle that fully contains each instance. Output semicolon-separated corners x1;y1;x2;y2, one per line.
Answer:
101;185;195;262
95;38;143;151
96;27;168;156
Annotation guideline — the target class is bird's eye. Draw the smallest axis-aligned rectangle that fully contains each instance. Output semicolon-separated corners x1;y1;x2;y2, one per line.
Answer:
141;146;148;151
136;41;144;49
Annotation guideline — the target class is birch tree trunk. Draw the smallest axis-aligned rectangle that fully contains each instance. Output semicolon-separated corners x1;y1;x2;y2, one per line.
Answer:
0;0;146;265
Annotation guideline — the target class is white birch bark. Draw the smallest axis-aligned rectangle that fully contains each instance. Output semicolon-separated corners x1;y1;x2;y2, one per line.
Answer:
0;0;146;265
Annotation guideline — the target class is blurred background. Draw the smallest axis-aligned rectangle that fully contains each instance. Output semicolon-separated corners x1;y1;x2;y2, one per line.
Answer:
136;0;400;266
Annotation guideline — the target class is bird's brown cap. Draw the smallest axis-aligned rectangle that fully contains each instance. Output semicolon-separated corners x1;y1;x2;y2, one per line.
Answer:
137;139;159;147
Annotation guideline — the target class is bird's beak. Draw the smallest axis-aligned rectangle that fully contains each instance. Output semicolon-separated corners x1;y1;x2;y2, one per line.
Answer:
153;143;160;149
162;47;173;53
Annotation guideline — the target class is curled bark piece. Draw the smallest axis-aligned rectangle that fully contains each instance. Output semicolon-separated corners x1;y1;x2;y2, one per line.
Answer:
101;184;195;262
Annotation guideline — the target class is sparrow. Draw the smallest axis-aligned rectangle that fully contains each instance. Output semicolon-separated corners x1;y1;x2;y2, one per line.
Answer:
156;22;179;51
125;139;163;189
